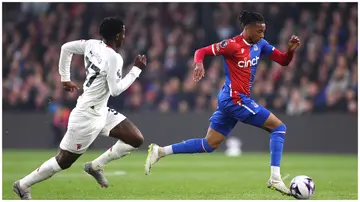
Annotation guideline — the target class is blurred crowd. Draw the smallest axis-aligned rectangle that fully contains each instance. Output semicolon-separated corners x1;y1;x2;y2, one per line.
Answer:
3;3;358;116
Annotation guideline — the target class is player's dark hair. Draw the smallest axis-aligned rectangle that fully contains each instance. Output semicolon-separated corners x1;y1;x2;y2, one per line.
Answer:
238;10;265;27
99;17;124;41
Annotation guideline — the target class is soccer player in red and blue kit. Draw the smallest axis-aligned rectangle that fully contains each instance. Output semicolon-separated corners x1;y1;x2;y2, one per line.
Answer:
145;10;300;196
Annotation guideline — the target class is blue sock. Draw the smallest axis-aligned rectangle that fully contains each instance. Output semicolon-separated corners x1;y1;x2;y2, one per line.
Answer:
171;138;214;154
270;124;286;167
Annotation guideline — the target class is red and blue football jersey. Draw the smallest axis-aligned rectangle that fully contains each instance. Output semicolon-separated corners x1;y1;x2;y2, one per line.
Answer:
210;34;275;102
193;33;295;136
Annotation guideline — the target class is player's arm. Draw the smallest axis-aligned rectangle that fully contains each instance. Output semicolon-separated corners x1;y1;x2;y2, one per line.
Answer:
262;36;300;66
193;40;236;81
193;39;236;64
58;40;87;82
59;40;87;92
107;54;146;97
268;48;294;66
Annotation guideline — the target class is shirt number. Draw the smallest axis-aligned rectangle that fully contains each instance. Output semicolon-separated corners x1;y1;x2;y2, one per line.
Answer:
85;56;100;87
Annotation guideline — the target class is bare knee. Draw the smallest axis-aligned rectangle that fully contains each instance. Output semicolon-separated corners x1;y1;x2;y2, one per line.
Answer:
205;128;226;150
262;113;285;132
121;122;144;148
55;155;73;170
205;137;221;150
131;131;144;148
55;150;81;170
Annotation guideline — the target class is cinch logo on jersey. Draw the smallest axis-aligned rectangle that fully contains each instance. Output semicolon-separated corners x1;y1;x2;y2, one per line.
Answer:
238;56;260;68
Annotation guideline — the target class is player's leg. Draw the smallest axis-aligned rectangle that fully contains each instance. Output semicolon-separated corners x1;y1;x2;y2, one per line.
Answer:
161;127;226;155
108;118;144;147
13;149;81;200
242;106;290;195
90;119;144;169
145;108;236;175
85;108;144;187
13;109;103;199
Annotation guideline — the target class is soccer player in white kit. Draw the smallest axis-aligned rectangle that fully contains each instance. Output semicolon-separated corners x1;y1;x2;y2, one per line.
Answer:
13;17;147;200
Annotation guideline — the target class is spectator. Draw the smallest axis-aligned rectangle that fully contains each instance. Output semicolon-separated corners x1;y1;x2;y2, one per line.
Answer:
2;3;358;115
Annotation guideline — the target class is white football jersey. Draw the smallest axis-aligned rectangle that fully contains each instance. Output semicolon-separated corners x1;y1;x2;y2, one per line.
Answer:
58;39;142;115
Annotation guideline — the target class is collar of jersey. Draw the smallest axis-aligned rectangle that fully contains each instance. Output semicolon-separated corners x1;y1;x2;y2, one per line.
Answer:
239;33;252;46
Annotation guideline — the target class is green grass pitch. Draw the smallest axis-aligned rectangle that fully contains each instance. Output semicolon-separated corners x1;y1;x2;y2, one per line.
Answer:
2;150;357;200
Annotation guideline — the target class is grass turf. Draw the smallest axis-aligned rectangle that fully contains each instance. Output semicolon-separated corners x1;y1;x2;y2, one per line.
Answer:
2;150;357;200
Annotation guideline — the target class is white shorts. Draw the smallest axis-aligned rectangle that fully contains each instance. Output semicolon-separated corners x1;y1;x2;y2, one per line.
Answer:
60;107;126;154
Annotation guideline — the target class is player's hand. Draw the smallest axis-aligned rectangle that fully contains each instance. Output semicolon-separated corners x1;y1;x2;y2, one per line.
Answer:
62;81;79;93
134;55;147;69
193;62;205;82
288;35;300;52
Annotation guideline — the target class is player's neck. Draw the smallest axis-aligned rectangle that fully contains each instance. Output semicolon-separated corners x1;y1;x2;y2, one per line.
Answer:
241;32;253;45
103;40;117;50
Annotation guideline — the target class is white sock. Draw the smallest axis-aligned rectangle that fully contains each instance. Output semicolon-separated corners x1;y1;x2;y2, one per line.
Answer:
19;157;62;189
271;166;281;180
92;140;136;170
164;145;173;155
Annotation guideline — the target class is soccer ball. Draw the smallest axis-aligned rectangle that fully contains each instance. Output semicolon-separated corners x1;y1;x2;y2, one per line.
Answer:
289;175;315;199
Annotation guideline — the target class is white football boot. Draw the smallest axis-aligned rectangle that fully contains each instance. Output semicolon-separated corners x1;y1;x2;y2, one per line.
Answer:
145;144;161;175
267;174;291;196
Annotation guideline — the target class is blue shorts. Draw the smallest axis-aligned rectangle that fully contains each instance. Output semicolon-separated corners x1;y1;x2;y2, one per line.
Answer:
209;94;271;136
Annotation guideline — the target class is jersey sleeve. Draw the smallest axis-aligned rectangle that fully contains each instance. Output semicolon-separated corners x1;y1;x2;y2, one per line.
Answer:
260;39;275;57
262;39;295;66
58;40;87;82
106;54;142;97
194;39;237;64
212;39;237;56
